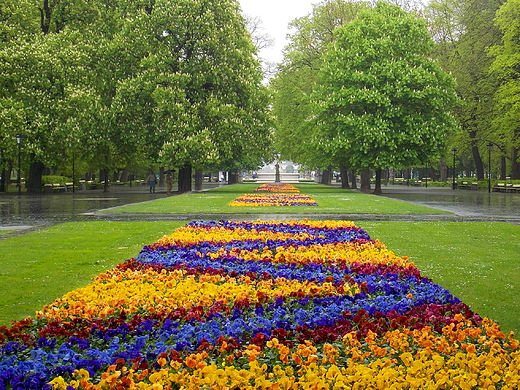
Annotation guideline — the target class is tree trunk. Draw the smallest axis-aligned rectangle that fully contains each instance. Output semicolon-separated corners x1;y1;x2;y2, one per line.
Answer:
178;164;192;193
120;168;128;182
512;147;519;180
27;161;45;193
429;166;439;182
0;167;8;192
228;172;239;184
339;164;350;189
100;168;109;192
321;169;327;185
360;168;371;189
500;155;507;179
349;170;357;189
440;158;447;182
373;168;383;195
194;170;203;190
461;154;471;178
321;166;332;185
472;144;484;180
159;166;165;186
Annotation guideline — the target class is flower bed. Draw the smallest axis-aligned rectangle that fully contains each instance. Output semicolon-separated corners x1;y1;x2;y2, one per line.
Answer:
1;220;519;389
231;183;317;206
230;193;318;207
253;183;300;192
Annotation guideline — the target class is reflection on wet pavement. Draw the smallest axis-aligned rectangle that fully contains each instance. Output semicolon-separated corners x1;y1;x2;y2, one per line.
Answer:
0;189;166;231
378;186;520;220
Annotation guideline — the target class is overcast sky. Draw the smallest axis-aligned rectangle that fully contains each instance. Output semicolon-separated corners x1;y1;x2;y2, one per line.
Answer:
239;0;316;64
238;1;429;65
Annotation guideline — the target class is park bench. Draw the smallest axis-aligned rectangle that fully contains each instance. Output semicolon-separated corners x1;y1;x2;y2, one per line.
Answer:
471;182;478;190
513;184;520;193
458;181;471;190
52;183;66;193
493;183;505;192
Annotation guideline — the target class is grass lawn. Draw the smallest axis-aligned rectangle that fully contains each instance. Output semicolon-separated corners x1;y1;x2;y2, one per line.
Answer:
101;183;450;215
1;219;518;335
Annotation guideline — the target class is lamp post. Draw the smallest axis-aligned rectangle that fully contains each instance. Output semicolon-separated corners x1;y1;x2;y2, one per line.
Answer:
425;161;428;188
15;134;22;194
72;152;75;193
487;143;493;193
451;148;457;190
451;148;457;189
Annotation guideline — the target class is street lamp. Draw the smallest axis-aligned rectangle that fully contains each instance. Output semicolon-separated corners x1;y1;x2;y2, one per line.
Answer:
452;148;457;190
487;143;493;193
425;161;429;188
15;134;22;194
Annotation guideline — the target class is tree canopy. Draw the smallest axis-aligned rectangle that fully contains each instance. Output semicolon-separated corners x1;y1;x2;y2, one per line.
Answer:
0;0;272;192
312;1;460;193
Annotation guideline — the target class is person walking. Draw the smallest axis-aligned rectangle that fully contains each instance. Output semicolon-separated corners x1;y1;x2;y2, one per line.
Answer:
147;170;157;193
166;171;173;195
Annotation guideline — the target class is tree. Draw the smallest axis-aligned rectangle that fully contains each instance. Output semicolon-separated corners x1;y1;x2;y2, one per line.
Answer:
489;0;520;179
145;0;272;192
0;29;90;192
1;0;272;193
77;4;160;192
425;0;504;181
313;1;460;194
0;0;149;193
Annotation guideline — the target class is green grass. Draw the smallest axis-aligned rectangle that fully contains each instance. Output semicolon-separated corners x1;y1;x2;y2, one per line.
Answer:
1;219;518;336
0;221;185;326
102;183;450;215
0;230;16;235
361;221;520;335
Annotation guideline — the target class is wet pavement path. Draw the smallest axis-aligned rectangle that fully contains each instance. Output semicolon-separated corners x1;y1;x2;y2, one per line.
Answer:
1;184;519;238
367;185;520;224
0;186;170;232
